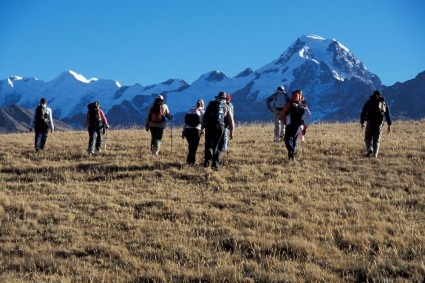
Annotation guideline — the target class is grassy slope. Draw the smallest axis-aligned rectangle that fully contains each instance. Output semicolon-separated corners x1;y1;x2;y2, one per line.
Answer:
0;121;424;282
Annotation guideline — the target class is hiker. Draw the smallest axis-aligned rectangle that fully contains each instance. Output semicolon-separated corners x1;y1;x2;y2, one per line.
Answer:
145;95;173;156
182;99;205;165
266;86;289;142
86;101;110;155
280;89;310;160
360;90;392;158
201;91;234;170
29;98;54;151
223;94;234;151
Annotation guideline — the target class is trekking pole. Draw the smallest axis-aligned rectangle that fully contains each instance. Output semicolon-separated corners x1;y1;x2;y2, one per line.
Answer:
170;121;173;152
104;127;108;151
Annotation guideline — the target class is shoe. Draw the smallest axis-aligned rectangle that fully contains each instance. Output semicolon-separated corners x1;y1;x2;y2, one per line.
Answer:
96;148;102;153
373;153;378;158
35;147;40;152
203;160;210;168
288;151;293;160
365;150;373;157
274;137;279;143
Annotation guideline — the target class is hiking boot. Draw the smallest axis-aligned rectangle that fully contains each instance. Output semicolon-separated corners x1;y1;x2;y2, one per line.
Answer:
35;147;40;152
288;151;293;160
274;137;279;143
365;150;373;157
204;160;210;168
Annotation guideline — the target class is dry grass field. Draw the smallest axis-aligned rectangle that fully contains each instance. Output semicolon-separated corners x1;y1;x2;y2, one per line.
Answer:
0;121;424;282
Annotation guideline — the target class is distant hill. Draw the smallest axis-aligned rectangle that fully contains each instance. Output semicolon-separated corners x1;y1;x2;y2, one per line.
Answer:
383;71;425;120
0;105;74;133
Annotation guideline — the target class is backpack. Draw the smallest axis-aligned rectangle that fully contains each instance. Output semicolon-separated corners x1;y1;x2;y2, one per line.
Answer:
87;102;103;130
149;102;165;123
376;100;387;114
204;100;226;127
185;108;201;127
288;100;306;125
34;105;50;130
274;91;288;110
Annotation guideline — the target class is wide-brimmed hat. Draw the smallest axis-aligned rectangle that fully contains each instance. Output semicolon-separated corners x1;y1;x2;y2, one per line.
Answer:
277;86;285;91
157;95;164;101
215;91;227;99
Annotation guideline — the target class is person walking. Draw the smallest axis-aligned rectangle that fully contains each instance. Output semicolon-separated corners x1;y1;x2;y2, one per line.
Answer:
266;86;289;142
182;99;205;165
360;90;392;158
145;95;173;156
201;91;234;170
29;98;54;151
223;94;234;151
86;101;110;155
280;89;310;160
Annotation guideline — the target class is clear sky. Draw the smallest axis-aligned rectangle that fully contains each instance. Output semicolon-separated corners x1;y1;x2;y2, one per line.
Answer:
1;0;424;86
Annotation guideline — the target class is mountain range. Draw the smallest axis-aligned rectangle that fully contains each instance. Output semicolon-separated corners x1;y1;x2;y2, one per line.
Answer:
1;34;423;132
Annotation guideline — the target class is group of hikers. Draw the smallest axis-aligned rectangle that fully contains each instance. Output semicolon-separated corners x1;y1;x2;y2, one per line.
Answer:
28;87;392;168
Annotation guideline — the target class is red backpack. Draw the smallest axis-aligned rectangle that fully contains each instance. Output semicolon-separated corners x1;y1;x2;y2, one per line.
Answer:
149;101;165;123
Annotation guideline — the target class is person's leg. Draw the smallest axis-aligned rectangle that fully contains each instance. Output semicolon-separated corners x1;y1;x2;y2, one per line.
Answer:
364;122;374;157
40;129;49;149
222;128;229;151
88;130;96;154
95;129;103;151
284;124;299;159
372;124;384;158
204;127;215;167
34;131;40;150
186;128;200;164
212;126;225;169
273;111;281;141
150;127;164;155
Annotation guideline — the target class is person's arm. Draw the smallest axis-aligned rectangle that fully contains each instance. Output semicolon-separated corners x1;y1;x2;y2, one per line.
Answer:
48;108;54;131
226;107;235;140
265;94;274;112
99;109;109;127
360;101;369;128
385;103;392;133
280;102;290;125
163;104;173;120
303;107;311;133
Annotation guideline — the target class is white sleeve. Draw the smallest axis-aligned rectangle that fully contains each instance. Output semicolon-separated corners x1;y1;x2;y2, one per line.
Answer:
48;108;54;130
303;107;311;127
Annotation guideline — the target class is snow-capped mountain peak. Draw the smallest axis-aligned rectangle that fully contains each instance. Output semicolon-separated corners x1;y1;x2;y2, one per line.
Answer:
0;34;393;125
55;70;98;84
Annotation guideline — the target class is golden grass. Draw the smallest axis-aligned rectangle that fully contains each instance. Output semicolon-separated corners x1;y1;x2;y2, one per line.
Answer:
0;121;424;282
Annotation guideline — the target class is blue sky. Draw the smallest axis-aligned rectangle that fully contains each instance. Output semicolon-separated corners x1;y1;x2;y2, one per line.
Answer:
1;0;424;86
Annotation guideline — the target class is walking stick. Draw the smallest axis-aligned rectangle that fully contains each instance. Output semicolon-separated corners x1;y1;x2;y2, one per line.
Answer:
170;121;173;152
103;126;108;152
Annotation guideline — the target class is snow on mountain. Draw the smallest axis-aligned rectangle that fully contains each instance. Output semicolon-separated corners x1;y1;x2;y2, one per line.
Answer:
3;34;419;127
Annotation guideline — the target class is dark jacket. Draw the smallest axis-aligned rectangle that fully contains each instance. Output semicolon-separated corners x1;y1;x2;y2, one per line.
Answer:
360;95;392;125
